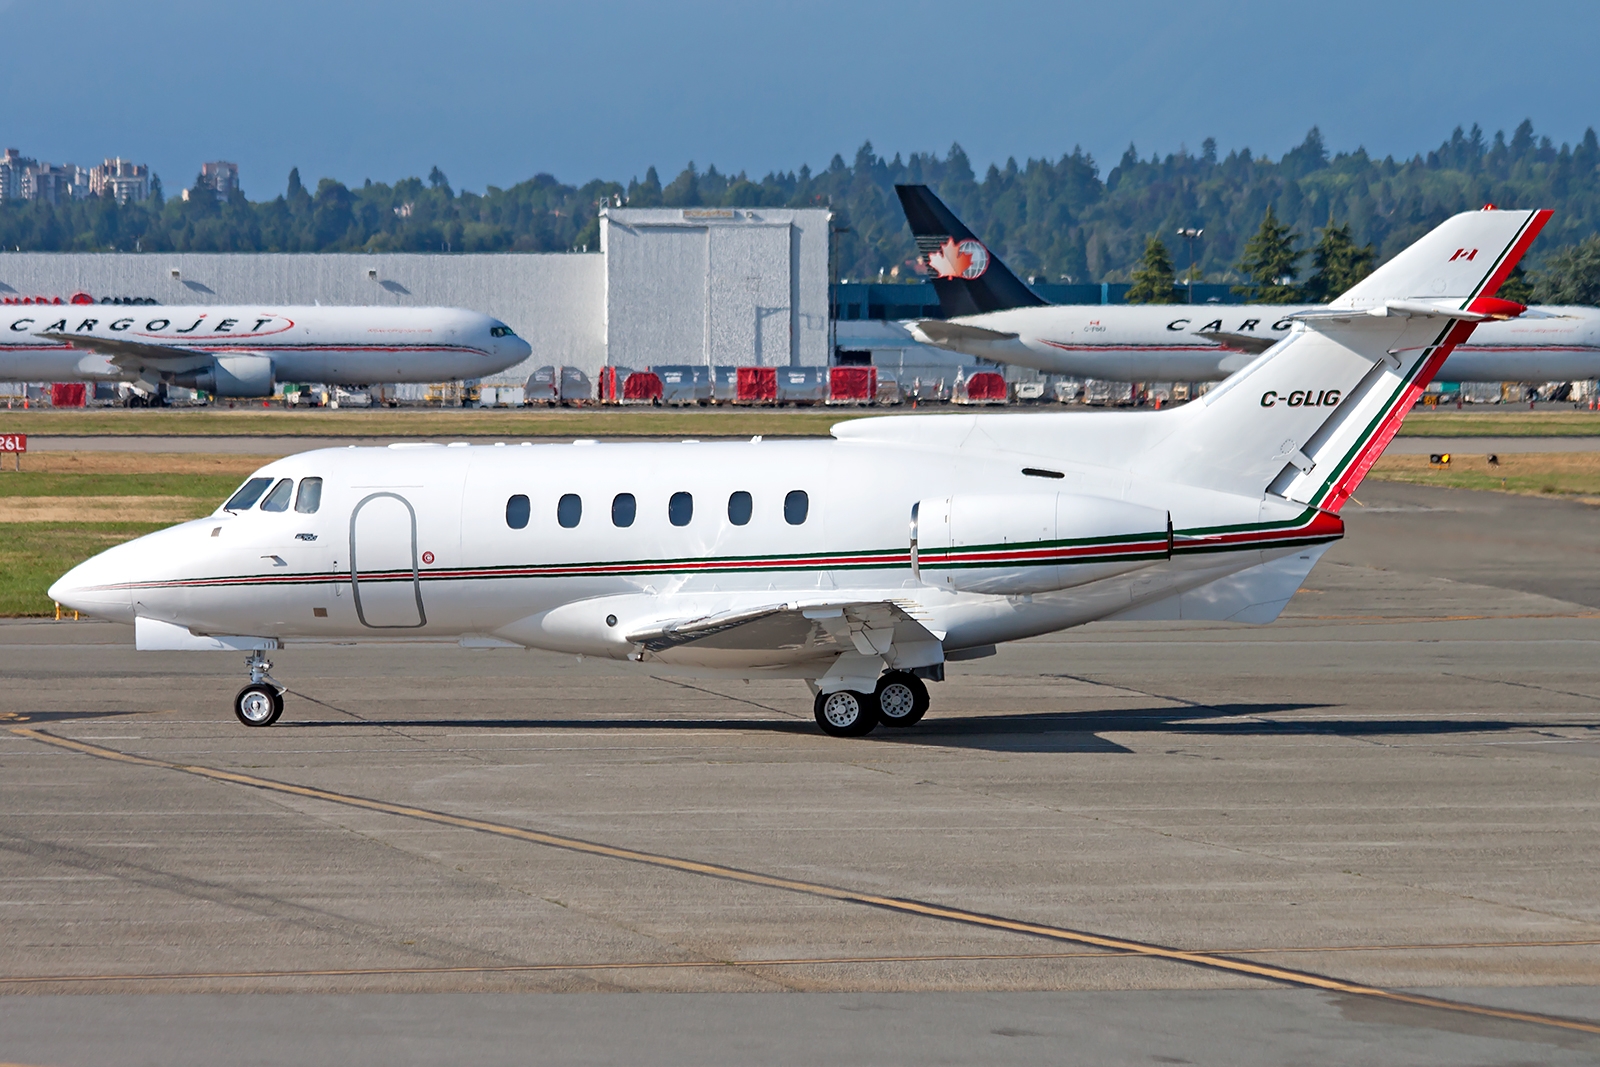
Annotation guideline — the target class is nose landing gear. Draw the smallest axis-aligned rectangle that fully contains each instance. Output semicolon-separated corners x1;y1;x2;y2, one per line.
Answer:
234;650;285;727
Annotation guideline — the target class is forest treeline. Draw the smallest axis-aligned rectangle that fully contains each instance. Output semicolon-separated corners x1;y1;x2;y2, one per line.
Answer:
2;121;1598;287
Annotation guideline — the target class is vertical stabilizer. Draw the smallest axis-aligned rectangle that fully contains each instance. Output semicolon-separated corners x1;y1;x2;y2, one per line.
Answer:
895;185;1046;316
1141;207;1550;511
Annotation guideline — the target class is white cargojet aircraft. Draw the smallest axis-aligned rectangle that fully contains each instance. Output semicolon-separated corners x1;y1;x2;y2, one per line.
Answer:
896;184;1595;384
49;206;1548;736
0;304;531;397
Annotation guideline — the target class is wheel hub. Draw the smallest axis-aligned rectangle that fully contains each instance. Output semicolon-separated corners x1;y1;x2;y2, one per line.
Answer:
239;690;275;723
822;692;861;728
879;682;916;720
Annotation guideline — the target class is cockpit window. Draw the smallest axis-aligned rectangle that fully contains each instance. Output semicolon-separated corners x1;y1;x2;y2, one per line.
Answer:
260;478;294;512
294;477;322;514
223;477;273;512
490;325;516;338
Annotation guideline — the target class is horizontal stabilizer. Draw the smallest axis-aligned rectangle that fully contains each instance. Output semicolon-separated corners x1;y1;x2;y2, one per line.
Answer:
1202;330;1278;355
908;320;1020;345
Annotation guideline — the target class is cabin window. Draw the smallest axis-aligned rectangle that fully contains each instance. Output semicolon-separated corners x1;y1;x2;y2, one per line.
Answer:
294;477;322;514
558;493;582;528
260;478;294;512
506;494;530;529
784;490;809;525
669;491;693;527
224;477;273;511
728;491;752;526
612;492;636;527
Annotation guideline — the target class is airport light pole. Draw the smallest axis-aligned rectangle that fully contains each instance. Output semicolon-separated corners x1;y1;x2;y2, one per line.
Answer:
1176;227;1203;303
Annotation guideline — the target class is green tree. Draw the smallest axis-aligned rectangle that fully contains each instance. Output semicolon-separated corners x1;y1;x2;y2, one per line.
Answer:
1497;264;1535;304
1300;216;1376;302
1125;235;1178;303
1533;235;1600;305
1234;206;1303;303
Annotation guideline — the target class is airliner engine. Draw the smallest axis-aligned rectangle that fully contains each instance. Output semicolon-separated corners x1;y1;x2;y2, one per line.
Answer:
912;493;1171;595
176;354;276;398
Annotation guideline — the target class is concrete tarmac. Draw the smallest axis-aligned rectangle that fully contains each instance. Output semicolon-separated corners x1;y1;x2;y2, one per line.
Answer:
1;479;1598;1064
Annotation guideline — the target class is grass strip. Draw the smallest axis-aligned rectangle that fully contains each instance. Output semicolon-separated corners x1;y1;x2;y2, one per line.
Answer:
0;472;248;499
1369;452;1600;499
1396;410;1600;437
0;522;168;616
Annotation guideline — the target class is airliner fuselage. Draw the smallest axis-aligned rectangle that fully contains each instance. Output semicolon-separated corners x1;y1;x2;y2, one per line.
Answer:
914;303;1600;384
0;304;531;392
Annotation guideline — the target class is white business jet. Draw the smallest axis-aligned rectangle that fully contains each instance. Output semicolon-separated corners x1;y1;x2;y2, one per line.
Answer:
896;184;1595;384
49;206;1548;736
0;304;531;397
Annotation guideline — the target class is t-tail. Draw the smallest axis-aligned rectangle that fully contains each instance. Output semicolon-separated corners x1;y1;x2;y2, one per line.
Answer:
895;184;1046;317
1138;206;1550;513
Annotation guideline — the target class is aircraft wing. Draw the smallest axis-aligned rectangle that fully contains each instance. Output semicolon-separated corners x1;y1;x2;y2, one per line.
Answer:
626;598;944;663
37;331;213;371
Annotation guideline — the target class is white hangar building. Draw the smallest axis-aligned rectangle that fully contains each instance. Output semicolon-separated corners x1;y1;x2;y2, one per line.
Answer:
0;207;834;387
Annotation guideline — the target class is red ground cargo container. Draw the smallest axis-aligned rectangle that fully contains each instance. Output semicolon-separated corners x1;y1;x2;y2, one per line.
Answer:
622;371;663;403
828;366;876;404
736;366;777;403
955;371;1007;404
51;383;87;407
597;366;623;402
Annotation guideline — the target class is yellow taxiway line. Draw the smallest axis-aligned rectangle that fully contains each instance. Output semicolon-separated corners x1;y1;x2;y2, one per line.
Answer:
13;725;1600;1037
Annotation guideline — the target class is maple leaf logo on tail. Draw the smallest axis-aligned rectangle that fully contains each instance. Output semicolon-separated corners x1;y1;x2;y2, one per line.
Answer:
926;237;989;280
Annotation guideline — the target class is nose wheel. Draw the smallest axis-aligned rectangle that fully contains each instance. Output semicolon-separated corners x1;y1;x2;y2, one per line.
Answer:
234;651;285;727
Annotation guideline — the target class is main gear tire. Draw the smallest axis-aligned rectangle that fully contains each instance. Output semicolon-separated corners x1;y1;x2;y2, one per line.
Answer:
875;671;930;727
814;689;879;738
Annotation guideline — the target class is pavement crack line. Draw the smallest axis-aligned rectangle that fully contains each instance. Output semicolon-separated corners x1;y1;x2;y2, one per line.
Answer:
12;724;1600;1038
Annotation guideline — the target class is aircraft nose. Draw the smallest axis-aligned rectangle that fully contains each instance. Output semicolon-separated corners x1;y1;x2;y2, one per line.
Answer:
49;552;135;624
511;336;532;360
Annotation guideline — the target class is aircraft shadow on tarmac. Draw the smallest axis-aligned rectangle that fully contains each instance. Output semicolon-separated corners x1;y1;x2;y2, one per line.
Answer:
259;703;1598;755
893;705;1600;753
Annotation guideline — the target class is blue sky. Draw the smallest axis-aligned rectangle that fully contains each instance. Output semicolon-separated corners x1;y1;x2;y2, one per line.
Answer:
3;0;1596;198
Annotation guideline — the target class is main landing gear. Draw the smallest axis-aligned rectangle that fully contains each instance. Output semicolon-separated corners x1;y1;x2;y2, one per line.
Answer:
234;650;285;727
812;670;931;738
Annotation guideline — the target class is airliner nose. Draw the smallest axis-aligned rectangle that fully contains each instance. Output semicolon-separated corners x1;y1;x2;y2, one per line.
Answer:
49;549;135;624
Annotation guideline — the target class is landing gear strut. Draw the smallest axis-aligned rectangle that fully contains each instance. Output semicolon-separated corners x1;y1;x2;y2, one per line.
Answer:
234;650;285;727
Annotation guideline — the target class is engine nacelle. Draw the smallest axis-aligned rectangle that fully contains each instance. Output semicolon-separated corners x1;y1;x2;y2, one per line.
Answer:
913;493;1170;595
184;354;276;398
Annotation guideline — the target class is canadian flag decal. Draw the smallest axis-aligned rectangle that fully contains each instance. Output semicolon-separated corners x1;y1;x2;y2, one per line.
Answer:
1449;248;1478;262
927;237;989;280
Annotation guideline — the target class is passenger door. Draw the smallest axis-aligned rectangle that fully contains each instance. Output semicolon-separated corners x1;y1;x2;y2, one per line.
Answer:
349;492;426;627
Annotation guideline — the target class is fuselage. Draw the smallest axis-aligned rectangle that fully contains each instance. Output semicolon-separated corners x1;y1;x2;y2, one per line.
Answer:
49;423;1338;676
926;303;1600;383
0;304;530;386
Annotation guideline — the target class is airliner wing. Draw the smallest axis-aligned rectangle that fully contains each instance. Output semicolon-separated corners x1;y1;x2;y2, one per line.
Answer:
36;331;211;371
626;598;944;661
